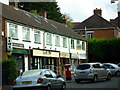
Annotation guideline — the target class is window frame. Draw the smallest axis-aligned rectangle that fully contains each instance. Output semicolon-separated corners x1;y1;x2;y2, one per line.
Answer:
46;32;52;46
34;30;41;44
63;37;67;48
22;26;30;41
55;35;60;47
71;39;75;49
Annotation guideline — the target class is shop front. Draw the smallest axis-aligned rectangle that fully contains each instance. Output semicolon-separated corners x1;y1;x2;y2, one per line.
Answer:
59;52;70;75
8;49;28;75
71;53;79;72
32;49;59;74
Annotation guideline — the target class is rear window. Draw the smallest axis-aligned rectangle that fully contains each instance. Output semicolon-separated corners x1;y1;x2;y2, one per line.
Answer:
76;64;90;70
21;70;42;78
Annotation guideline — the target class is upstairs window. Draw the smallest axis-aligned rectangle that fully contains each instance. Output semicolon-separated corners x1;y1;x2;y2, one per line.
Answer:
46;33;52;46
34;30;41;43
9;23;18;38
22;27;30;41
55;35;60;47
86;31;94;39
63;37;67;48
71;39;75;49
82;41;86;50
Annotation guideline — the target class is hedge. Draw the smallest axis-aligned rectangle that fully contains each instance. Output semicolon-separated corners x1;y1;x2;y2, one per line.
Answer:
2;59;18;84
88;38;120;63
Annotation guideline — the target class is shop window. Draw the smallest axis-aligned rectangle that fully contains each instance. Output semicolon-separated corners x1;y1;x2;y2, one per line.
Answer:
63;37;67;48
9;23;18;39
55;35;60;47
46;33;52;46
34;30;41;43
22;27;30;41
71;39;75;49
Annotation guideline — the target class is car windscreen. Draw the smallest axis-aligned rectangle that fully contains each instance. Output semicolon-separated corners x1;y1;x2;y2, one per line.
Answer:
21;70;42;78
76;64;90;70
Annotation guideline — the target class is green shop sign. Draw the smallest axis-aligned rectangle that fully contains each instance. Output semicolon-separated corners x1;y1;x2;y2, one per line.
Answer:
12;49;28;54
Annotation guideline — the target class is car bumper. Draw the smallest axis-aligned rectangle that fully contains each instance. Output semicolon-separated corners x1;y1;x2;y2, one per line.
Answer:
74;73;94;80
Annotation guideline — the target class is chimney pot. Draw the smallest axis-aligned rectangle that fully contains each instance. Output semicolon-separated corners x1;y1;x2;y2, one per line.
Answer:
40;11;47;18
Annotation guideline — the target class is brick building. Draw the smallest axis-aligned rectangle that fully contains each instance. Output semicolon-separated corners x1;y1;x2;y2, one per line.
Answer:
73;8;120;39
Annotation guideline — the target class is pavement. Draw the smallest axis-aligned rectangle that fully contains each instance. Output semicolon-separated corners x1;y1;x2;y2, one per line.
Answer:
61;74;75;83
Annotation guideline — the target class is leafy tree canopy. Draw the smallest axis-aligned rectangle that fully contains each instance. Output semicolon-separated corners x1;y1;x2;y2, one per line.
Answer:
18;2;64;22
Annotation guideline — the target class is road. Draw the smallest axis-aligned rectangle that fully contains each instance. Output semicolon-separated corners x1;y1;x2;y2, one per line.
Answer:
66;77;119;89
2;77;120;90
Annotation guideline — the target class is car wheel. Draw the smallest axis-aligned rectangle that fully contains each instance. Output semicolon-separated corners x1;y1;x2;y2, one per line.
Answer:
116;71;120;77
106;74;111;81
92;75;97;83
75;79;80;83
61;83;66;90
47;85;51;90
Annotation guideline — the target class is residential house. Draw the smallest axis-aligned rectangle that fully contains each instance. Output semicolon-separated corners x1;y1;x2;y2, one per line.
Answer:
0;2;87;75
73;8;120;39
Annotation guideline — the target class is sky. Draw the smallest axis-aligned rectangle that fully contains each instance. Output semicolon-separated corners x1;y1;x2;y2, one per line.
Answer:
0;0;119;22
56;0;118;22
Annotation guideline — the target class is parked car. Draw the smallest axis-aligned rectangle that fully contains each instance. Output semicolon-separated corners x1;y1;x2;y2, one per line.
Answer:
117;63;120;67
103;63;120;77
74;63;112;83
13;69;66;90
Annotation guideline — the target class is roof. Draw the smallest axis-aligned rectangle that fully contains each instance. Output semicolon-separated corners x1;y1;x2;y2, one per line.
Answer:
73;14;117;31
0;3;86;41
110;17;118;27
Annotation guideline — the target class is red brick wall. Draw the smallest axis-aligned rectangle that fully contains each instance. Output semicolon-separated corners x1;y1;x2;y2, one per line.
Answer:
94;29;116;39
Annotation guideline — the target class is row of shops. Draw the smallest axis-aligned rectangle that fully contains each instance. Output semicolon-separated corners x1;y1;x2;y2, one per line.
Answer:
7;48;86;75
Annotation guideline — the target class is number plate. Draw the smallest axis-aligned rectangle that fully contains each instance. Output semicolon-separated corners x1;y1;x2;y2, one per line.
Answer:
22;81;32;85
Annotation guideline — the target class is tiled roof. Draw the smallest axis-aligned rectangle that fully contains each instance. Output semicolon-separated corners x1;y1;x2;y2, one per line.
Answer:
73;14;116;30
0;3;86;41
110;17;118;27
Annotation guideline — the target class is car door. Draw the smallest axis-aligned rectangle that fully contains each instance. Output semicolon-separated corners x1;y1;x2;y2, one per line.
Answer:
100;65;108;78
49;70;62;87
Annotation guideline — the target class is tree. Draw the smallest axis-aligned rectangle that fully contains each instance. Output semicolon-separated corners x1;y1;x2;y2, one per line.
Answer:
18;2;64;22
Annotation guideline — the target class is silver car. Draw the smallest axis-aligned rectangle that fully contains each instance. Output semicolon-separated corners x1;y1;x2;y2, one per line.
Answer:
74;63;112;83
13;69;66;90
103;63;120;77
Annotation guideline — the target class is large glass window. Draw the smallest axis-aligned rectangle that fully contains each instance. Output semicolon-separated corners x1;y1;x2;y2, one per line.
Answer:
63;37;67;48
55;35;60;47
86;31;94;39
71;39;75;49
34;30;41;43
46;33;52;45
22;27;30;41
9;23;18;38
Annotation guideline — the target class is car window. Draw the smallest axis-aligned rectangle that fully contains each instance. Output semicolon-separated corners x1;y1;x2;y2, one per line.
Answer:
104;64;115;69
92;64;101;68
49;70;57;78
76;64;90;70
43;70;53;78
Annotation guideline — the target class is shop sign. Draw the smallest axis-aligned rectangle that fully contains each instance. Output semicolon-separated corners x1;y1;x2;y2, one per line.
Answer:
12;43;24;48
12;49;27;54
60;53;70;58
33;49;59;58
71;53;79;59
76;44;82;50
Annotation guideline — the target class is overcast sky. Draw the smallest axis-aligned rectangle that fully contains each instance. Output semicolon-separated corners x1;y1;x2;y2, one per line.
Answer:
0;0;118;22
56;0;118;22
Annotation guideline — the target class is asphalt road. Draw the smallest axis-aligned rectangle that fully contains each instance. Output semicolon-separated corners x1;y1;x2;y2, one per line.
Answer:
65;77;120;90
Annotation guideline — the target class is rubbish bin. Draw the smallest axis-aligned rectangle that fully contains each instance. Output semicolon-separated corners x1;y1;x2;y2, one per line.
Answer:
64;64;71;80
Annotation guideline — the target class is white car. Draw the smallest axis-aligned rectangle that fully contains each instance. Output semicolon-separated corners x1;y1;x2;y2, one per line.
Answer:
103;63;120;77
13;69;66;90
74;63;112;83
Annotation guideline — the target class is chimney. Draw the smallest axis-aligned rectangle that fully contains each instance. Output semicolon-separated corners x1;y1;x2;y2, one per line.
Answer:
93;8;102;16
9;2;18;8
40;11;47;18
62;15;67;24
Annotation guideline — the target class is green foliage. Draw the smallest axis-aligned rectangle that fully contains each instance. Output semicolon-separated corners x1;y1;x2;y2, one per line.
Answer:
88;38;120;63
19;2;63;22
2;59;18;84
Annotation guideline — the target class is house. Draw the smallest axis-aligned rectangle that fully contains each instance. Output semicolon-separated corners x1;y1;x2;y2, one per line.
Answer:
73;8;120;39
0;2;87;75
